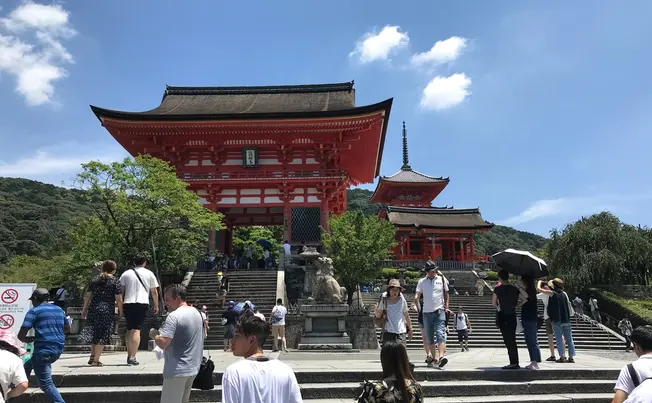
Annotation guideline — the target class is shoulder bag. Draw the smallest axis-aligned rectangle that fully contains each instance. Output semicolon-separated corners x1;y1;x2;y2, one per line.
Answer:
373;296;387;329
131;268;149;293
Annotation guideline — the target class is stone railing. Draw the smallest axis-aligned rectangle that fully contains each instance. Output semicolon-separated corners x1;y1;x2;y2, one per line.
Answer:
377;260;476;270
594;285;652;299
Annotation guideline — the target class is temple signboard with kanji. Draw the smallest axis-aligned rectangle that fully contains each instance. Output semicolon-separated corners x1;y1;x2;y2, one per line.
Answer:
91;82;392;254
371;123;493;267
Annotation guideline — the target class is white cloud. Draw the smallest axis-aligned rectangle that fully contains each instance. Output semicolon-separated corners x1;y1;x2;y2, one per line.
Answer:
0;2;76;106
0;145;126;178
501;194;652;226
349;25;409;63
411;36;468;68
420;73;471;111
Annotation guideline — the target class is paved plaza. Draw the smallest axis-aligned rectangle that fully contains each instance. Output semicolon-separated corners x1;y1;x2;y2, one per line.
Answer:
45;347;634;375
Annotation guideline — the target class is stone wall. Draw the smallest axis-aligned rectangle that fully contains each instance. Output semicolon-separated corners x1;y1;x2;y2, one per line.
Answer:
596;285;652;299
283;313;378;350
346;314;379;350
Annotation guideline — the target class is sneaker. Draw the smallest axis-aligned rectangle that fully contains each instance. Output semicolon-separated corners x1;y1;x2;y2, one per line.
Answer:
127;357;139;366
502;364;520;370
425;355;434;364
525;362;539;370
556;357;567;363
546;356;556;362
438;356;449;368
567;357;575;363
461;348;466;353
465;347;470;352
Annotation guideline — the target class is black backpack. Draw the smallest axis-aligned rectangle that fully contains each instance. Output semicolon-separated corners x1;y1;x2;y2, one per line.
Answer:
192;355;215;390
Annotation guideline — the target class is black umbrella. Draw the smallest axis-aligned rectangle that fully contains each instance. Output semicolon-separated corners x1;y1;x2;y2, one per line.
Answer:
491;249;549;278
256;239;273;250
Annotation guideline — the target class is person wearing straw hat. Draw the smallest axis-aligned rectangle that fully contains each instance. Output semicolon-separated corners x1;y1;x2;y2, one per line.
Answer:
375;279;413;346
412;261;451;368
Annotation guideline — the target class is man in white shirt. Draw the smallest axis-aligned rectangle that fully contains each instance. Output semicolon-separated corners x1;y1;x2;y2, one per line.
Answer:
283;241;292;256
120;255;160;366
590;297;601;322
149;284;204;403
411;261;451;368
270;298;288;352
200;306;209;339
222;312;302;403
613;325;652;403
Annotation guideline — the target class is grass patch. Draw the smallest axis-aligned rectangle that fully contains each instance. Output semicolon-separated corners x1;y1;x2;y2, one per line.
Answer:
597;290;652;324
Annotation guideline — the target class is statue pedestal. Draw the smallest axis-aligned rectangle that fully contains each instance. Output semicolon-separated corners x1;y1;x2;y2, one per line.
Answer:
298;304;352;350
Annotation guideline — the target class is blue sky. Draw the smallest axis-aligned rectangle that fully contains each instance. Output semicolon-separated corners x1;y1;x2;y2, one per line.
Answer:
1;0;651;236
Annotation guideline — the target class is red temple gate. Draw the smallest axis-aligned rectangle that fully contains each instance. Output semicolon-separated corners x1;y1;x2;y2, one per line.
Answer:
91;82;392;254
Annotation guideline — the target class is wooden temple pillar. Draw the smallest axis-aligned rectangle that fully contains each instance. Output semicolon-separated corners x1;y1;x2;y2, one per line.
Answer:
459;236;465;262
469;236;475;259
320;197;330;233
207;230;217;252
283;203;292;243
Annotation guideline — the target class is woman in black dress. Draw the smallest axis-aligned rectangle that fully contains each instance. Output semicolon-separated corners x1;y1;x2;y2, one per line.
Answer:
80;260;123;366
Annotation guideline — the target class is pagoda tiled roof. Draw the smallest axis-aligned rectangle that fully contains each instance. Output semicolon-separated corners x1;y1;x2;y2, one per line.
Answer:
90;81;384;120
381;169;449;184
384;206;493;230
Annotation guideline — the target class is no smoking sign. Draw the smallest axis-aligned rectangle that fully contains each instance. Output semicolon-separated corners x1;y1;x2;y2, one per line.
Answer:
1;289;18;304
0;314;14;329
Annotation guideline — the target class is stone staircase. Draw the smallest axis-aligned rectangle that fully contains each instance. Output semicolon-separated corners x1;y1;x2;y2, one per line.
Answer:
363;293;625;351
185;270;278;351
15;365;618;402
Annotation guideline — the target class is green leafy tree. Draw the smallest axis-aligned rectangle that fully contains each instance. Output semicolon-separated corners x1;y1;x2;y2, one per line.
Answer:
0;254;92;291
546;212;652;290
232;226;282;261
322;211;396;304
70;155;224;273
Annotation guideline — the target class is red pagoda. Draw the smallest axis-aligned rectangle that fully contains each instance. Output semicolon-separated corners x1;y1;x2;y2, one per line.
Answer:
371;122;493;265
91;82;392;254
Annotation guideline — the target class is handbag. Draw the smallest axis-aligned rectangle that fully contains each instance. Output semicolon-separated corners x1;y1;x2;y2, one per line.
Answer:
373;297;387;329
192;355;215;390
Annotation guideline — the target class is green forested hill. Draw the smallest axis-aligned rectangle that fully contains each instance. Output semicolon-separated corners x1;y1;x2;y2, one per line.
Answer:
346;188;547;255
0;178;93;263
0;178;546;264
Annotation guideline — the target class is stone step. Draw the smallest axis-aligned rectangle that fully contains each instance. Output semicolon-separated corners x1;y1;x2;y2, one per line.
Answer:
304;394;613;403
14;379;616;402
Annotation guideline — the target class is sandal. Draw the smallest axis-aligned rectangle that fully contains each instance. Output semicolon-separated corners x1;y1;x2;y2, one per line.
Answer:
91;361;104;367
88;355;94;365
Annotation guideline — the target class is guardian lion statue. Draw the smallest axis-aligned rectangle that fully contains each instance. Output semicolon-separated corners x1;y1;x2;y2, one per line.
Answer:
312;256;347;304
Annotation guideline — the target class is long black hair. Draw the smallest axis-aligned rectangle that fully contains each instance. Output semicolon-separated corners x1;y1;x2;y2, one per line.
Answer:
380;341;419;400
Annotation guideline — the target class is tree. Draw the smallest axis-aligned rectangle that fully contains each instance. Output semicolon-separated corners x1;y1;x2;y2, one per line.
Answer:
0;254;91;291
70;155;224;273
546;212;652;290
322;211;396;305
232;226;282;260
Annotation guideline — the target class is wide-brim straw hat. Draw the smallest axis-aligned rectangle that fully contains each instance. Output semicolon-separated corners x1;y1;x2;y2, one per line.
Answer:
387;279;405;291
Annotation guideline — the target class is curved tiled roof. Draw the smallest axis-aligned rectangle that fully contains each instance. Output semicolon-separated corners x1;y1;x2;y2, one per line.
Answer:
381;169;449;184
385;206;493;230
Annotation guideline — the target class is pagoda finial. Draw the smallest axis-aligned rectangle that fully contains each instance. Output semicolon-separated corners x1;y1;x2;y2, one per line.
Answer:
401;121;411;171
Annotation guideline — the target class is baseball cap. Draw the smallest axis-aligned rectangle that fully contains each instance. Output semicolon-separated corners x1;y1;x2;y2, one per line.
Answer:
29;288;50;302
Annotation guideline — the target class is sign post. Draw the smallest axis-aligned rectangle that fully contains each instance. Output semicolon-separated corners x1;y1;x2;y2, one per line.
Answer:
0;283;37;336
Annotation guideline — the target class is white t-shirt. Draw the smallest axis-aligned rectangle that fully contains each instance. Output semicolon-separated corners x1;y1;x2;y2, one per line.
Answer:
0;350;27;403
254;311;266;321
590;298;598;311
263;250;270;259
415;275;449;313
120;267;159;304
537;293;550;320
625;379;652;403
378;296;408;334
615;355;652;395
283;243;291;256
456;313;468;331
222;358;302;403
271;305;288;326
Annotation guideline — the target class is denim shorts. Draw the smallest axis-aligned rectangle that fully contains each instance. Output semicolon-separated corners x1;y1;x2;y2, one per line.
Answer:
422;310;447;345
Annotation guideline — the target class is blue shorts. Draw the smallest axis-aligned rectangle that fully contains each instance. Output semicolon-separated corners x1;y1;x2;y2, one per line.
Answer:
422;310;447;345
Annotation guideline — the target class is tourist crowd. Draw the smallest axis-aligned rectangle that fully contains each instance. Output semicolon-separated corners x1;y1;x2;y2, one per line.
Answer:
3;255;651;403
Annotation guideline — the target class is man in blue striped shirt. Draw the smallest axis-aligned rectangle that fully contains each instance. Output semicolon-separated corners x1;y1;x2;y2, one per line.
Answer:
18;288;69;403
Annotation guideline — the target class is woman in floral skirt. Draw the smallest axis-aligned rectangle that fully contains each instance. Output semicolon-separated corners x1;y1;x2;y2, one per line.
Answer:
80;260;123;366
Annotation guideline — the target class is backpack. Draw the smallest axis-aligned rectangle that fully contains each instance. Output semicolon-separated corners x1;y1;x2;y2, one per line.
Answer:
271;307;284;324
